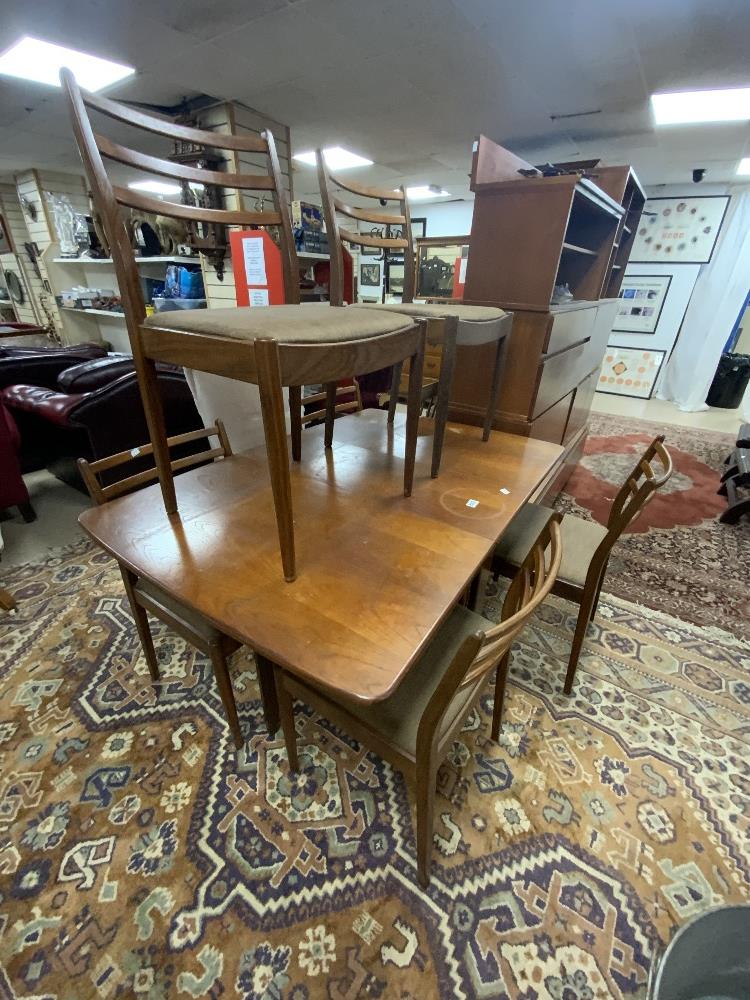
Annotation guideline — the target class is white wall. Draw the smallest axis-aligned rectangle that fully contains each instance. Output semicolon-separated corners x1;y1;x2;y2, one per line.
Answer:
417;199;474;237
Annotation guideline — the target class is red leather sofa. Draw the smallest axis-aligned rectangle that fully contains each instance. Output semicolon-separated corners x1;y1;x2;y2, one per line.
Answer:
0;400;34;520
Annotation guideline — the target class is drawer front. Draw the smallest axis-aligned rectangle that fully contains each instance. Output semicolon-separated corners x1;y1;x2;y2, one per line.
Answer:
529;391;574;444
533;341;587;419
565;369;599;444
545;305;597;356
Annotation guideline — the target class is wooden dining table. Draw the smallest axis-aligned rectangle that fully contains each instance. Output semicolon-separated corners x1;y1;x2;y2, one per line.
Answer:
79;412;563;705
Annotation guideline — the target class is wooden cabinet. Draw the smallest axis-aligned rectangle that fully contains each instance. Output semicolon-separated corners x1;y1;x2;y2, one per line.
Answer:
448;136;642;490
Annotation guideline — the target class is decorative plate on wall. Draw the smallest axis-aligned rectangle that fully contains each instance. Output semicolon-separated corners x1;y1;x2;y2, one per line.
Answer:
4;270;25;305
630;196;729;264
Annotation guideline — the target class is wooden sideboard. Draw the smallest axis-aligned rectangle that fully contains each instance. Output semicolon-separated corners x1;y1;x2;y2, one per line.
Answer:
448;136;641;493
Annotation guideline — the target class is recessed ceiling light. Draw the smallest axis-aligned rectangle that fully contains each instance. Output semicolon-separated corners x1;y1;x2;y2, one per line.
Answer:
738;158;750;176
0;36;135;92
293;147;373;169
404;185;451;200
128;180;182;196
651;87;750;125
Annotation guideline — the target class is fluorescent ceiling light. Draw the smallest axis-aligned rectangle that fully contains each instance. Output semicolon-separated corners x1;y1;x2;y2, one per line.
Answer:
293;147;373;169
128;180;181;196
404;185;451;200
738;157;750;176
651;87;750;125
0;36;135;92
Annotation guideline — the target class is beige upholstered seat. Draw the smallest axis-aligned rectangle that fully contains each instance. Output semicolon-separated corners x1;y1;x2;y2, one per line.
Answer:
340;605;488;755
356;302;505;321
495;504;608;588
144;303;412;343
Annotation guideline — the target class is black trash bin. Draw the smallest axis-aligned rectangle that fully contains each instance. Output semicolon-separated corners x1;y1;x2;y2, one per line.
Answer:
706;353;750;408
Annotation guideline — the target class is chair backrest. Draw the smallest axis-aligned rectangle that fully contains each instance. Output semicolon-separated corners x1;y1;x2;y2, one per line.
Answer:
419;514;563;746
316;149;415;307
77;420;232;506
299;380;362;427
60;68;300;350
605;435;673;542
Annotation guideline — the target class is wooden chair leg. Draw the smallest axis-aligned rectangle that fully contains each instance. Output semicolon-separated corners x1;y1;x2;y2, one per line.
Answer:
387;361;403;423
119;566;160;682
289;385;302;462
589;570;606;621
208;638;244;749
255;338;296;583
431;316;458;478
0;587;16;612
404;325;426;497
324;381;337;449
255;652;280;736
564;586;599;695
483;331;509;442
275;671;299;771
415;757;437;888
491;650;511;741
132;342;177;515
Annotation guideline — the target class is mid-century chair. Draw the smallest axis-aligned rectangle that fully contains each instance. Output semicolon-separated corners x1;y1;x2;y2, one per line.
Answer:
78;421;279;748
290;379;361;460
274;514;562;885
315;149;513;477
493;435;673;694
62;69;426;583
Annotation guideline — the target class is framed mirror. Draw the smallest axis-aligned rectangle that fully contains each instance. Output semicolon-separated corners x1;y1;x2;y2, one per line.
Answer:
415;235;470;300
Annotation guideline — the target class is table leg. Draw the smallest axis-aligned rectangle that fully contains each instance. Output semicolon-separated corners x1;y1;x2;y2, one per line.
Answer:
256;338;296;582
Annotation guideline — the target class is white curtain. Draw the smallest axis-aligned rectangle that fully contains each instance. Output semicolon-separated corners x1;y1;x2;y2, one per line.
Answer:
658;187;750;420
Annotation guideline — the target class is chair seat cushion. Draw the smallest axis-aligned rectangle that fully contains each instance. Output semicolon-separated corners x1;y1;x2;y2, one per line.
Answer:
495;504;609;587
135;577;221;640
355;302;506;322
337;604;489;756
144;303;413;344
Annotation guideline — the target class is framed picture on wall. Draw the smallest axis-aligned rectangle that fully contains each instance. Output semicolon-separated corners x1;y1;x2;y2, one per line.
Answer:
360;262;381;287
410;216;427;240
630;195;729;264
613;274;672;333
597;347;666;399
0;214;14;255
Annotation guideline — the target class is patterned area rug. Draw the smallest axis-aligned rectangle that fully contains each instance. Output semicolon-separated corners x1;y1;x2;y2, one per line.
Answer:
1;539;748;999
557;412;750;638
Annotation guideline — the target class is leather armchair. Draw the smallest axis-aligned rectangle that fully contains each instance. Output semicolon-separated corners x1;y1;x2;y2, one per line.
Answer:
0;342;107;391
1;355;204;489
0;400;34;519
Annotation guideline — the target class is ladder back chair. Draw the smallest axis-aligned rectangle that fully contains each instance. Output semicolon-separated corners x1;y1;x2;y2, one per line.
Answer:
273;514;562;886
316;148;512;477
493;435;673;693
78;421;279;748
290;379;362;458
61;69;426;583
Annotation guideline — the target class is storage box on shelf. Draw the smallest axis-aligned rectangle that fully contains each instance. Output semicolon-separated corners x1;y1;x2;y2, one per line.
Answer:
451;136;639;491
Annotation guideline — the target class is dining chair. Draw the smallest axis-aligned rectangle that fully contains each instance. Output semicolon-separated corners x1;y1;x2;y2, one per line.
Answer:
290;379;361;460
273;513;562;886
315;149;512;477
61;69;426;584
493;435;673;694
77;421;279;748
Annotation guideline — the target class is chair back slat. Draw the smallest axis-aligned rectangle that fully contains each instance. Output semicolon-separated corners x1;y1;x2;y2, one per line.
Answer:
299;380;362;426
607;435;673;538
112;185;282;227
60;67;300;343
317;148;415;307
332;197;407;227
82;89;269;153
417;515;562;744
96;134;276;191
78;421;232;506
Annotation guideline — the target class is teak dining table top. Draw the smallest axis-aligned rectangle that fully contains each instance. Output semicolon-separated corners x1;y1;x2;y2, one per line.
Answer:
79;413;563;704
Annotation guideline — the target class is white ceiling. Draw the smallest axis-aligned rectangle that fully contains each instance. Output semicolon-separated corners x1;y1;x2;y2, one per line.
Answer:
0;0;748;203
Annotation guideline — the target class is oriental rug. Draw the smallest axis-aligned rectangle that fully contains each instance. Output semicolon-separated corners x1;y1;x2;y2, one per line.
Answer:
0;538;748;999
